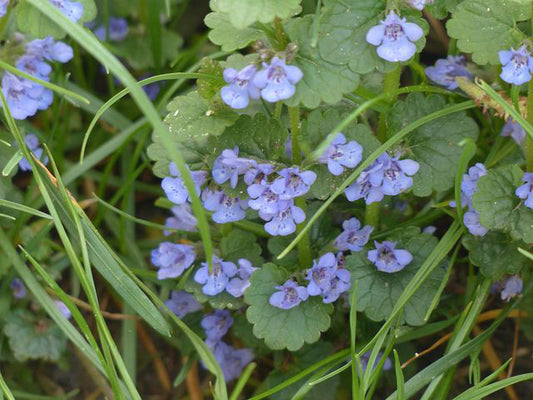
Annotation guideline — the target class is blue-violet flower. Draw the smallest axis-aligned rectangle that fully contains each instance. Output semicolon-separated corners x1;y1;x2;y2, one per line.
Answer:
501;119;526;145
515;172;533;209
334;217;374;252
201;309;233;341
161;163;206;205
367;240;412;273
499;46;533;85
202;188;248;223
226;259;258;298
165;290;202;318
151;242;195;280
318;133;363;176
252;57;303;103
10;278;27;299
194;256;238;296
425;55;472;90
269;279;308;309
501;275;523;302
221;65;260;109
366;11;424;62
164;203;198;235
270;167;317;200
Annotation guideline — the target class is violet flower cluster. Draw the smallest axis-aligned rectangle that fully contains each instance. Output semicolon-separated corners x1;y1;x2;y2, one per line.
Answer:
194;256;257;297
452;163;488;236
164;290;202;319
334;217;373;252
0;0;9;17
499;46;533;85
425;55;472;90
18;133;49;171
501;119;526;145
345;152;419;205
151;242;195;280
220;57;303;109
305;253;351;303
367;240;412;273
515;172;533;209
201;310;254;382
366;11;424;62
93;17;129;41
2;36;73;120
318;133;363;176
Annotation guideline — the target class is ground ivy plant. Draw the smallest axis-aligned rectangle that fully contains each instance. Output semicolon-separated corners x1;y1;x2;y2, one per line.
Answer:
1;0;533;399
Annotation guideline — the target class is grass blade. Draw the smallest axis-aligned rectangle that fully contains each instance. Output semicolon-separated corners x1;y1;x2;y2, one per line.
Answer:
0;199;52;219
393;350;405;400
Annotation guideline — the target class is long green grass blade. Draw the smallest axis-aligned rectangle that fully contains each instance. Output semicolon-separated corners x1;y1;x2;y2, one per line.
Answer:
2;150;22;176
452;373;533;400
0;199;52;219
0;370;15;400
393;350;405;400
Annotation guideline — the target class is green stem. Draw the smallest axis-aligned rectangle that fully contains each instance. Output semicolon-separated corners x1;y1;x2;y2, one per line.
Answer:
289;106;313;268
526;78;533;171
366;66;402;228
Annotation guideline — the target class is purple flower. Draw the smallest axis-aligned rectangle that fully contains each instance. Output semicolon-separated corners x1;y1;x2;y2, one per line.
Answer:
26;36;73;63
18;133;49;171
456;163;487;208
226;259;258;298
10;278;27;299
164;204;198;235
206;340;254;382
248;180;283;219
270;167;317;200
366;11;424;62
408;0;433;10
263;200;305;236
367;241;412;273
318;133;363;176
425;55;473;90
463;210;488;236
54;300;72;319
151;242;195;280
16;55;52;80
1;72;42;120
194;256;238;296
252;57;303;103
380;154;420;196
345;153;418;204
499;46;533;85
0;0;9;17
164;290;202;318
94;18;129;41
243;163;274;185
501;119;526;145
334;218;373;252
50;0;84;23
422;225;437;234
212;147;256;188
201;310;233;341
359;351;393;374
515;172;533;209
221;65;260;109
305;252;351;303
161;163;207;205
269;279;308;309
501;275;523;302
202;189;248;223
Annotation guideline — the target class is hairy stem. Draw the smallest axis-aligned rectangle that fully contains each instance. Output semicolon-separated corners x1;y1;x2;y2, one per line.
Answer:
289;106;313;268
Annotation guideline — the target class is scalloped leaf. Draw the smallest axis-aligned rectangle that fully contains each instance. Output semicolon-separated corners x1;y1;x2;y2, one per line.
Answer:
245;264;333;350
284;16;360;108
446;0;530;65
16;0;97;39
462;232;526;280
4;309;66;362
215;0;302;29
387;93;479;197
473;164;533;243
346;228;447;326
205;9;263;51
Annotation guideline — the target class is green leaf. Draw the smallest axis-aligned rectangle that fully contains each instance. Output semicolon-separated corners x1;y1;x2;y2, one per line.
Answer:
473;165;533;243
4;309;67;362
318;0;428;74
113;29;184;70
16;0;97;39
149;91;238;177
244;264;333;350
208;113;288;163
426;0;463;19
346;228;447;326
462;232;526;280
220;229;264;265
284;16;360;108
446;0;530;65
215;0;302;29
197;58;225;100
205;7;263;51
387;93;479;197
